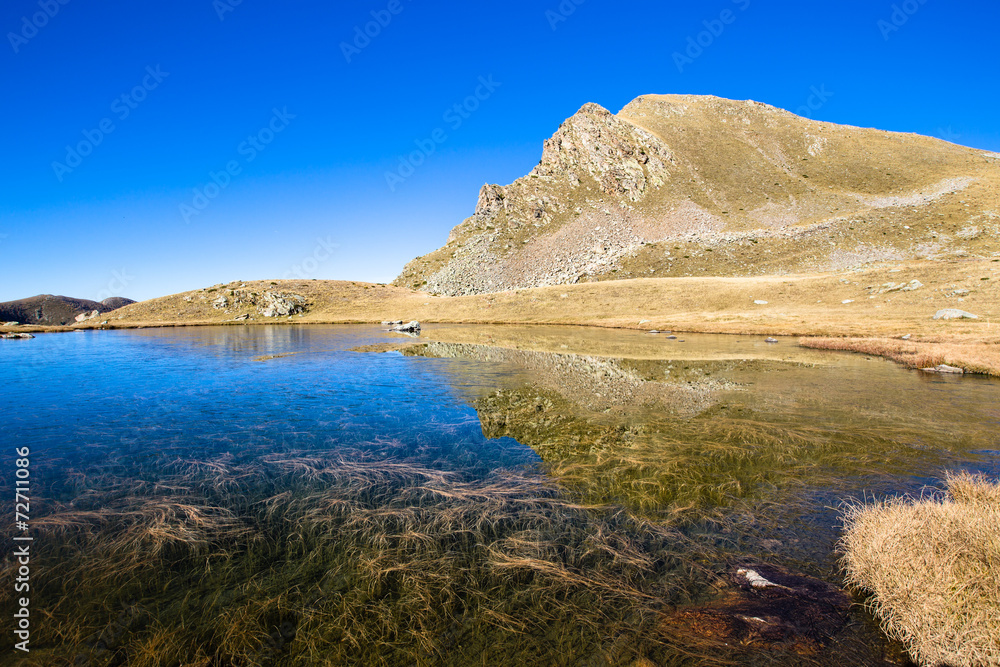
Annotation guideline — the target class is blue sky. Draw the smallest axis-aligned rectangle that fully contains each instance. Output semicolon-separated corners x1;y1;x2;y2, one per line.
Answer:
1;0;998;302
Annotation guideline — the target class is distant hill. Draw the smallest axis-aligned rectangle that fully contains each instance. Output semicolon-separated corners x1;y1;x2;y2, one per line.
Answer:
100;296;137;311
0;294;135;325
394;94;999;295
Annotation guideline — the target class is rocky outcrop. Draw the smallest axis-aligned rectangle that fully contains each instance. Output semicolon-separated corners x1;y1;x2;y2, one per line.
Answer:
2;332;34;339
531;102;674;201
210;289;307;318
75;310;101;323
394;94;998;296
259;292;306;318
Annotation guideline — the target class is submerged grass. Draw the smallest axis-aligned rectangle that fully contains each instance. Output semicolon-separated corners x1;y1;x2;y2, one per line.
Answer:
5;355;983;665
0;444;742;666
840;472;1000;667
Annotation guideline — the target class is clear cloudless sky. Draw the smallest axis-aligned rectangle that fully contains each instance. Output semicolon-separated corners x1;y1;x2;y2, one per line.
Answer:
1;0;998;301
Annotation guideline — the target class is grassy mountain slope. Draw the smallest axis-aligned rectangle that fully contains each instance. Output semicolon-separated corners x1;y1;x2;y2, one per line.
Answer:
394;94;999;295
47;258;996;338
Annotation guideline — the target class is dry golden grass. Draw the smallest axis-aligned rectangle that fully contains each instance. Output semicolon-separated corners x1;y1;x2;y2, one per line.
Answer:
70;259;998;337
799;337;1000;376
840;472;1000;667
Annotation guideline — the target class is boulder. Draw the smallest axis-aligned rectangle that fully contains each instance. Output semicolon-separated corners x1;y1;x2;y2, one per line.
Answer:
2;333;34;339
659;563;851;656
4;321;18;326
933;309;978;320
874;279;923;294
765;337;779;343
74;310;100;323
390;321;421;333
754;300;768;305
920;364;965;374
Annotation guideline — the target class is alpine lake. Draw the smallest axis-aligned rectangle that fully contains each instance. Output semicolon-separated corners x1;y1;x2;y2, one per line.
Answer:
2;324;997;666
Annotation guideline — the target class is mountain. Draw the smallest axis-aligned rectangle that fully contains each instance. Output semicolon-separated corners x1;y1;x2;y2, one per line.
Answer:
394;94;999;295
100;296;137;311
0;295;136;325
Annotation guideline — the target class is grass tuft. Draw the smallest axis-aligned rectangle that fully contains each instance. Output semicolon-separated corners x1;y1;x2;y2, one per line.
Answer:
840;472;1000;667
799;336;1000;376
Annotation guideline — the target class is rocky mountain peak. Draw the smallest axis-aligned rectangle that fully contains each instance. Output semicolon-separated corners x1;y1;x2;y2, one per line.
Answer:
396;94;998;296
530;101;673;201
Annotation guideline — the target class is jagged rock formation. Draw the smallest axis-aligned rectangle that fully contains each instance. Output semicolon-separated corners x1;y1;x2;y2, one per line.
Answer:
395;94;1000;295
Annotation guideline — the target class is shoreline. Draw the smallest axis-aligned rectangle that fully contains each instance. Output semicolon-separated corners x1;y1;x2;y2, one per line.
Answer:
4;260;998;375
7;317;999;378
